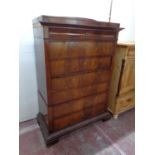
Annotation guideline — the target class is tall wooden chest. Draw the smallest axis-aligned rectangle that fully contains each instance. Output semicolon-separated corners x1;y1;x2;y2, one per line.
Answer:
33;15;120;145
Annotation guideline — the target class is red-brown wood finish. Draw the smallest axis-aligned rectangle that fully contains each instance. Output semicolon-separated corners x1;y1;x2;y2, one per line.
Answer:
33;15;121;145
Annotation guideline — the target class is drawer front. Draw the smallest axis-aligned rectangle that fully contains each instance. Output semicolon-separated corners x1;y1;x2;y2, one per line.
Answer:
49;70;110;91
50;92;108;119
49;33;115;41
48;27;116;41
49;82;108;105
50;57;111;78
52;103;106;131
116;92;135;113
47;41;114;60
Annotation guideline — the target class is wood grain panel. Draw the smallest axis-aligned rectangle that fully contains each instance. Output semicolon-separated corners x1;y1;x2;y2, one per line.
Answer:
49;82;108;104
49;70;111;91
49;32;115;41
48;26;116;36
116;91;135;113
47;41;114;60
50;57;111;77
53;103;106;131
51;92;108;118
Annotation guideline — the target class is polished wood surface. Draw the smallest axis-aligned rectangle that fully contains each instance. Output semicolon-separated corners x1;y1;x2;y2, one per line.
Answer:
33;15;120;145
33;15;120;29
49;70;111;91
108;43;135;118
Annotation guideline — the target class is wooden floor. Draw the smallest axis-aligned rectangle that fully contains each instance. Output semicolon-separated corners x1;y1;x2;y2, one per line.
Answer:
19;109;135;155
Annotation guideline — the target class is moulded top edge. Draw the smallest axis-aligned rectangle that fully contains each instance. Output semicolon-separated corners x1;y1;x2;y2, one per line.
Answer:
32;15;120;29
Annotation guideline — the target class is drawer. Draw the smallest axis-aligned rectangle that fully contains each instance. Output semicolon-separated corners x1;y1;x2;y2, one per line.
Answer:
116;91;135;113
48;27;115;41
47;41;114;60
52;103;106;131
49;92;108;118
50;57;111;78
49;33;115;41
49;82;108;104
48;26;116;36
49;70;111;91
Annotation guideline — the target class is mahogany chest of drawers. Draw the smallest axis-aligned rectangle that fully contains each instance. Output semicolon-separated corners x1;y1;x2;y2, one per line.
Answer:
33;15;120;146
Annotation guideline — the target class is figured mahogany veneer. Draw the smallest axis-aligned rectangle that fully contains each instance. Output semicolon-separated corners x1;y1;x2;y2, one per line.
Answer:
33;15;121;146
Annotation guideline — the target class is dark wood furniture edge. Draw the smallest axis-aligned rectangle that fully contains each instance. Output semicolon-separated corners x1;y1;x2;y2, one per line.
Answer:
37;113;58;146
37;111;111;146
33;15;120;29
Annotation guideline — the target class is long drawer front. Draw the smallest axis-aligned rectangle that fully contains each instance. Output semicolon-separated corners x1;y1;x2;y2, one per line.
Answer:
49;92;108;131
48;70;111;91
49;82;109;105
50;57;111;78
47;41;114;60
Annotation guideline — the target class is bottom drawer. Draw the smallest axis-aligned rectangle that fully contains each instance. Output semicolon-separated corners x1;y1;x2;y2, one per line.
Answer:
52;103;106;131
116;91;135;113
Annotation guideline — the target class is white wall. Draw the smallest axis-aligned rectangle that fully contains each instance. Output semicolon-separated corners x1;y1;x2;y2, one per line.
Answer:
19;0;134;122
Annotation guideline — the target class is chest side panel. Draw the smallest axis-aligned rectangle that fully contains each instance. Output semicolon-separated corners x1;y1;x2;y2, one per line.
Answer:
33;25;49;125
